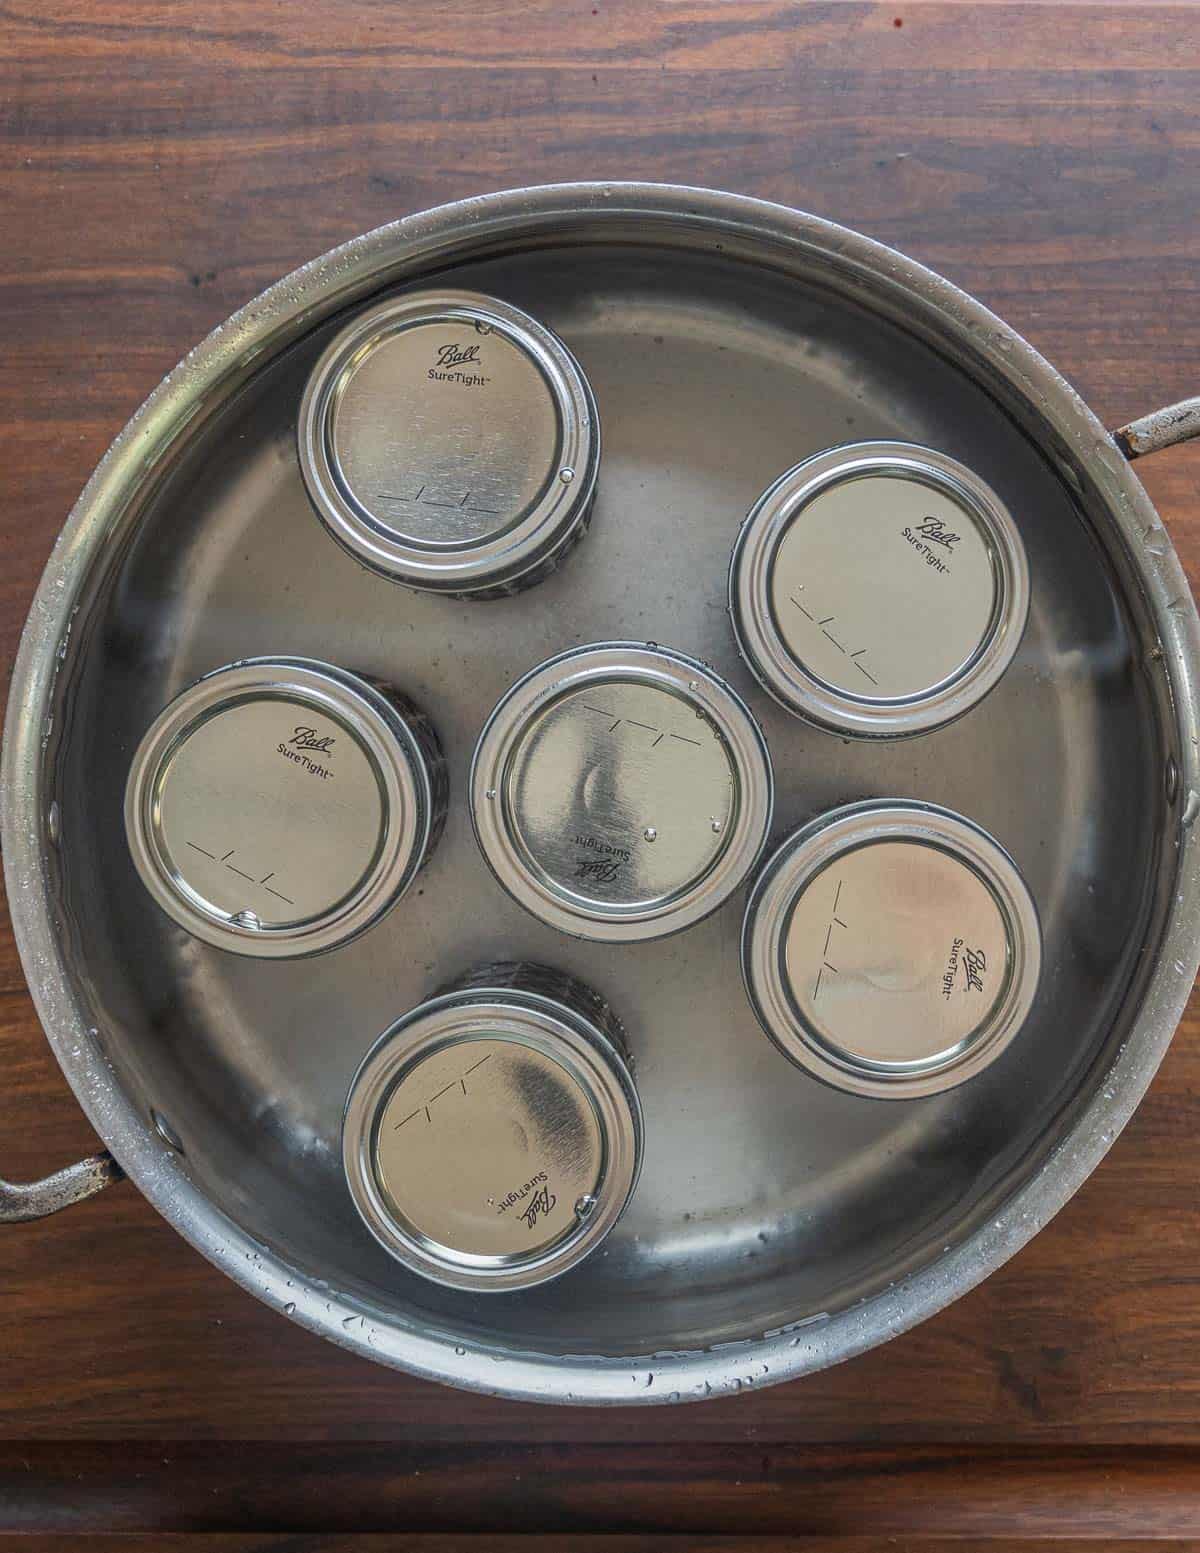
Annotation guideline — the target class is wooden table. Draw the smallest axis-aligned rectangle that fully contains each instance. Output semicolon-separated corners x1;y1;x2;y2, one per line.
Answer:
3;2;1200;1543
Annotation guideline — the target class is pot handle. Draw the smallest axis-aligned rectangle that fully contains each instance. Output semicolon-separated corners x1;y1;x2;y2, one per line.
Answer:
1113;396;1200;460
0;1152;123;1223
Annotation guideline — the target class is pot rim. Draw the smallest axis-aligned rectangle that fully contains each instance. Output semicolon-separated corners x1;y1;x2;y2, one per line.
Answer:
5;181;1198;1405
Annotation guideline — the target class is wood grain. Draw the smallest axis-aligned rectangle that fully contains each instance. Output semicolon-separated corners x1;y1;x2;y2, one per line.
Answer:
2;1444;1200;1537
7;1542;1200;1553
3;0;1200;1536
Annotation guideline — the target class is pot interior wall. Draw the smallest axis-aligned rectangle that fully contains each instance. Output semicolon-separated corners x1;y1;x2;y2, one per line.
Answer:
46;236;1168;1358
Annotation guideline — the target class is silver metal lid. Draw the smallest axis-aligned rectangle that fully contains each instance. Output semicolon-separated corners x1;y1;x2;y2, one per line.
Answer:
729;442;1030;737
124;657;446;957
741;800;1042;1098
470;643;774;942
342;963;641;1291
298;289;599;596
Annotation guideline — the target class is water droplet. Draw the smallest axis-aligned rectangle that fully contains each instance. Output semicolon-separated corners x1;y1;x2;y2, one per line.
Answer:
1182;789;1200;828
575;1193;597;1217
47;801;61;844
643;826;657;842
485;789;496;801
711;818;722;834
1143;526;1169;557
559;466;575;484
231;909;261;930
454;1345;467;1357
283;1302;296;1315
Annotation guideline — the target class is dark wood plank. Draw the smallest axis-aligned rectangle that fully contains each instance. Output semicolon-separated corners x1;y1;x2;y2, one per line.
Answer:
6;1541;1197;1553
3;0;1200;1530
2;1444;1200;1537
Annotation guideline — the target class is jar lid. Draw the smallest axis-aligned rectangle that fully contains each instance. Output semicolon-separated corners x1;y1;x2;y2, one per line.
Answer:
124;657;445;957
298;289;599;596
729;442;1029;737
741;800;1042;1097
342;964;641;1291
470;643;774;942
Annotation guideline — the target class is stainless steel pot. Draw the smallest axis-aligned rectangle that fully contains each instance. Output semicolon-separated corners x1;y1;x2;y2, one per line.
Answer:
4;183;1199;1404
